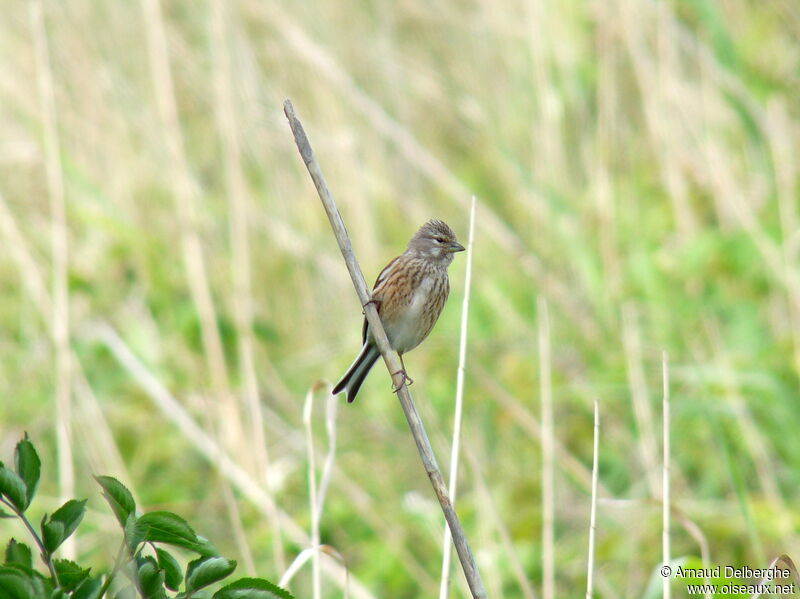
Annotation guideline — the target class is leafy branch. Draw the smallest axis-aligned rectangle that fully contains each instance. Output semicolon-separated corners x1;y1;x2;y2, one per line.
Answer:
0;435;293;599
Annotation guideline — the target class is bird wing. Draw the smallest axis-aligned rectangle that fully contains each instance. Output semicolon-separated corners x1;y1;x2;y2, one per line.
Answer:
361;255;400;344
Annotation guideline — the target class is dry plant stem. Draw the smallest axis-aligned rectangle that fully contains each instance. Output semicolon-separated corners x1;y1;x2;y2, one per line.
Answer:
585;401;599;599
280;548;317;589
439;196;476;599
302;386;339;599
283;99;487;599
279;544;349;597
303;387;322;599
538;297;554;599
30;0;75;559
662;352;671;599
675;513;711;599
317;392;339;519
752;555;800;599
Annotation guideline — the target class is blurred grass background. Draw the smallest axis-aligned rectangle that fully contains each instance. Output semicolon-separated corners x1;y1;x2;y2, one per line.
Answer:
1;0;799;596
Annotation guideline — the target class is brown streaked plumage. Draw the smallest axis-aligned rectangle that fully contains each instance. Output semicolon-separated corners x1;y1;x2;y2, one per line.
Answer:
332;220;465;403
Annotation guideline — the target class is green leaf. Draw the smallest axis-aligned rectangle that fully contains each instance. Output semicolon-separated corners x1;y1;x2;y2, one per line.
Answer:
52;559;90;592
212;578;295;599
14;438;40;510
41;519;65;555
52;500;86;541
71;577;103;599
132;511;216;555
186;557;236;592
94;476;136;528
0;566;35;599
196;535;218;556
0;464;27;513
49;591;68;599
0;507;15;519
4;539;32;568
121;512;137;554
41;499;86;553
3;566;51;598
32;571;52;598
155;548;182;591
136;556;166;599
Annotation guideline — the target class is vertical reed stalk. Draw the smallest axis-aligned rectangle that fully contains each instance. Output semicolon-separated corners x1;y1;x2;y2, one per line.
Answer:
662;352;671;599
439;196;477;598
585;401;600;599
303;386;322;599
538;297;554;599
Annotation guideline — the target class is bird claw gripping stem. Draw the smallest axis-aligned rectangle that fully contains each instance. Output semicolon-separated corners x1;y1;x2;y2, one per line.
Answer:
361;298;380;315
391;370;414;392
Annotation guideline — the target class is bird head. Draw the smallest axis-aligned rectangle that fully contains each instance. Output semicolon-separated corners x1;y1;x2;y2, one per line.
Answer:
407;220;465;265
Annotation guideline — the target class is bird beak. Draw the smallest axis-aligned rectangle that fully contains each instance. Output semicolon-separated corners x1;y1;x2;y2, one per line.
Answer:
450;241;466;253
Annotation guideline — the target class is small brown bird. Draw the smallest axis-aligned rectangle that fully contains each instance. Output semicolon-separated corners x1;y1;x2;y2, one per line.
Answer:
332;220;465;403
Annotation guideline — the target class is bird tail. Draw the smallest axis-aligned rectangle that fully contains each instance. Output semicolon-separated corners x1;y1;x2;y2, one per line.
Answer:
332;343;381;403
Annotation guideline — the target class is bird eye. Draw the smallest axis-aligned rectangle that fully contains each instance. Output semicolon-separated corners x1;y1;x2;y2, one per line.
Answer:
434;237;445;243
